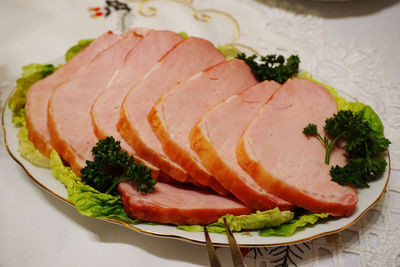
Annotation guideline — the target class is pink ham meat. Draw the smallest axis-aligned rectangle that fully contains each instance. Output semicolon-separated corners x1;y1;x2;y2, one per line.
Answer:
148;59;258;194
190;80;294;211
90;30;183;177
237;78;358;216
118;180;252;225
118;37;225;184
48;29;147;176
25;31;122;158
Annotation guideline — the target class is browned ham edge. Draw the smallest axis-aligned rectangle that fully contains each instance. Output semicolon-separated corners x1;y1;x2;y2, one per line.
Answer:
117;37;226;187
190;80;294;211
25;31;121;158
48;29;147;176
237;78;358;216
118;180;252;225
90;30;184;179
148;59;258;195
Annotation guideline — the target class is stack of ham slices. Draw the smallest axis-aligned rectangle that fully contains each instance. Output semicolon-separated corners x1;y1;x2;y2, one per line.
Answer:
25;28;358;225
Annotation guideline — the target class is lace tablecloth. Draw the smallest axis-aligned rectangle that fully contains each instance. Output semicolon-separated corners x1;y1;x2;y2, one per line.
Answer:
0;0;399;266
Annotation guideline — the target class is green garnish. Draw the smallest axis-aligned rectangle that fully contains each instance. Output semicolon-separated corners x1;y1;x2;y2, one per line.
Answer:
178;208;294;234
303;110;390;187
178;31;188;39
329;157;388;188
65;39;94;62
259;212;329;237
8;63;59;167
9;63;58;127
217;44;242;60
303;123;343;164
236;53;300;83
81;137;156;195
50;150;139;223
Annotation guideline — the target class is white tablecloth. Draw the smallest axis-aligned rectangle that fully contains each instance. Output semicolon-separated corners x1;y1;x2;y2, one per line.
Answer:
1;0;399;266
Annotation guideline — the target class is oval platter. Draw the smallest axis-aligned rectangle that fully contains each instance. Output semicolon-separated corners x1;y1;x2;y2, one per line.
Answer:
1;0;391;247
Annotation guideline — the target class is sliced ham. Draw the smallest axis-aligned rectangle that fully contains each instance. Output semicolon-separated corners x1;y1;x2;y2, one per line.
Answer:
91;30;184;177
25;31;121;158
118;180;252;225
236;78;358;216
148;59;258;195
117;37;225;184
190;80;294;210
48;29;147;176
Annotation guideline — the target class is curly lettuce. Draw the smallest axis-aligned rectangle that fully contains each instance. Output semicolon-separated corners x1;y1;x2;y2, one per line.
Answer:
17;124;50;168
178;208;294;234
178;31;188;39
217;44;242;60
49;150;139;223
65;39;94;62
8;63;58;127
299;72;385;136
259;213;329;236
8;63;58;167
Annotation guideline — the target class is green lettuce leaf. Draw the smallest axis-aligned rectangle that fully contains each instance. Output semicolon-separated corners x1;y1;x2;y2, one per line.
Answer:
337;102;384;137
8;63;57;167
49;150;140;223
259;213;329;236
17;124;50;168
11;39;96;167
8;63;57;127
217;44;242;60
178;32;188;39
299;72;385;136
177;208;294;234
65;39;94;62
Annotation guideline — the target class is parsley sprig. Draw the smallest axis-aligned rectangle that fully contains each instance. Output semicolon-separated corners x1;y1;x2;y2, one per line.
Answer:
303;123;345;164
236;53;300;84
81;137;156;195
303;110;390;187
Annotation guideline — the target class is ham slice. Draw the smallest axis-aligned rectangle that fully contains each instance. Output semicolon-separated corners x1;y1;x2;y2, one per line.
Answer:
148;59;258;195
91;30;184;177
190;80;294;210
48;29;147;176
236;78;358;216
118;180;252;225
118;37;225;184
25;31;121;157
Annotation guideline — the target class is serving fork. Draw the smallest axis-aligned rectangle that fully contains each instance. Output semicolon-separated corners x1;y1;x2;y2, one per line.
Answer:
204;218;247;267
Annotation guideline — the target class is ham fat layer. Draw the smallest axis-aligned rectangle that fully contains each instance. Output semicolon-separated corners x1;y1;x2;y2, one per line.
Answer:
48;29;146;175
190;80;294;210
148;59;258;194
118;180;252;225
90;30;183;177
237;78;358;216
118;37;225;184
25;31;121;157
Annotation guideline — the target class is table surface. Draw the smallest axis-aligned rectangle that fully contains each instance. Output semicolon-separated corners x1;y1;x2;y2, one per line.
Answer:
1;0;399;266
